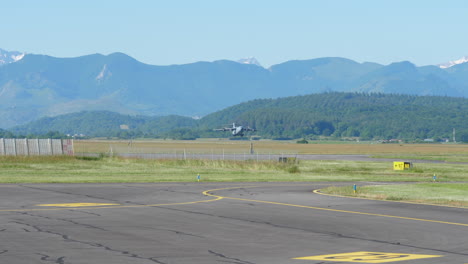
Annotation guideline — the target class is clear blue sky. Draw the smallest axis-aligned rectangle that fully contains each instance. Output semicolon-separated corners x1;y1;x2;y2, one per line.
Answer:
2;0;467;67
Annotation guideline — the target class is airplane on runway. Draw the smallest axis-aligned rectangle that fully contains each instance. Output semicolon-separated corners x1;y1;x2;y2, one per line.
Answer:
214;123;256;137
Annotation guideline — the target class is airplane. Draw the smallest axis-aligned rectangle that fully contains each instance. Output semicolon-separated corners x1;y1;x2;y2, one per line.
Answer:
214;123;256;137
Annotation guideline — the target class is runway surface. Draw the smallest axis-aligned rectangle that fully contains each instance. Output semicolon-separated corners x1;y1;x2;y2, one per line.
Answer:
0;182;467;264
118;153;468;164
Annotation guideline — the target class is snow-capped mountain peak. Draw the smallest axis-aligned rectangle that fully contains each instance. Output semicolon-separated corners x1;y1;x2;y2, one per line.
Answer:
0;48;25;65
438;56;468;69
237;57;262;67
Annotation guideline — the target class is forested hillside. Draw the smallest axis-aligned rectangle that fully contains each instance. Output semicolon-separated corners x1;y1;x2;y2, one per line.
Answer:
12;111;197;139
11;93;468;141
3;52;468;128
200;93;468;140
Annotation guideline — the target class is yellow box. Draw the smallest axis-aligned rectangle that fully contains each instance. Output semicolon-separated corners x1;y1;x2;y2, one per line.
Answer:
393;162;404;170
393;161;412;170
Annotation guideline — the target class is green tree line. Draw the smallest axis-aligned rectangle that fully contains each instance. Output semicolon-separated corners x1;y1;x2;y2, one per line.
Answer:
9;93;468;142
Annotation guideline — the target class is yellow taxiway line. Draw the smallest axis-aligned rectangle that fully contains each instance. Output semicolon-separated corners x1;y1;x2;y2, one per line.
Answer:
0;196;223;212
313;189;468;210
1;185;467;229
203;186;468;227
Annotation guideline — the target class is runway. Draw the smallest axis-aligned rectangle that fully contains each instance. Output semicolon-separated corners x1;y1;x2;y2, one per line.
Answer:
0;183;467;264
118;153;466;164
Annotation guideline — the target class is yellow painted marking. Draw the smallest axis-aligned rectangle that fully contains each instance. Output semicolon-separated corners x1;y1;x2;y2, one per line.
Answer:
0;195;223;212
37;203;120;207
204;187;468;227
313;189;468;210
2;183;468;231
202;186;258;196
294;251;442;263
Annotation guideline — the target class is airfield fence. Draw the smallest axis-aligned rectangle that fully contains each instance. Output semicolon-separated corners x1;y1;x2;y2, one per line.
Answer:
0;138;74;156
75;144;300;162
116;152;299;162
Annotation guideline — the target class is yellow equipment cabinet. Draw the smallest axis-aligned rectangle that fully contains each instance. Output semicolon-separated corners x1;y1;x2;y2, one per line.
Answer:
393;161;412;170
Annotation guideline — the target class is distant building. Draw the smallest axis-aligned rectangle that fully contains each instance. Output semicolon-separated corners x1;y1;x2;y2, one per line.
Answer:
379;139;402;143
120;124;129;130
68;134;86;138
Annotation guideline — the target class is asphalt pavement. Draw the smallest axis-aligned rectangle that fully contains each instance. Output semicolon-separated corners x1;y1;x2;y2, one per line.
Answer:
0;183;467;264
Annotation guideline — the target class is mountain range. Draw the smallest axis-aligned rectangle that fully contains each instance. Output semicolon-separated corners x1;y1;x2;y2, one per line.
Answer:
0;48;25;65
1;49;468;128
438;56;468;69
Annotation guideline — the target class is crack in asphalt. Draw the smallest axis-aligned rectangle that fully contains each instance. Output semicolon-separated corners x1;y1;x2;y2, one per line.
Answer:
18;185;124;204
159;206;468;257
6;184;467;263
160;188;199;195
36;253;66;264
16;212;109;231
17;185;198;206
67;209;102;216
208;250;256;264
10;221;168;264
157;228;204;238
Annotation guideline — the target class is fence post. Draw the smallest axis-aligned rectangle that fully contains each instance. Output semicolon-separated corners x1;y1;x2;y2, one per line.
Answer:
25;138;29;156
13;139;17;156
60;139;64;155
37;138;41;155
0;138;4;155
48;139;53;155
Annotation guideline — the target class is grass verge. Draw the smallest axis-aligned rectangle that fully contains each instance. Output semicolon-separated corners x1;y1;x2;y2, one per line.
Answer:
320;183;468;207
0;156;301;183
1;155;467;207
1;155;467;183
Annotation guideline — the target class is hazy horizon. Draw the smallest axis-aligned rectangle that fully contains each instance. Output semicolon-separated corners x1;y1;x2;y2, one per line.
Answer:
2;0;467;67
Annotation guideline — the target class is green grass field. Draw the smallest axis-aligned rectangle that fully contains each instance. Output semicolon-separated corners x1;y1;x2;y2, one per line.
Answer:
0;155;300;183
1;154;467;183
1;140;467;207
320;183;468;207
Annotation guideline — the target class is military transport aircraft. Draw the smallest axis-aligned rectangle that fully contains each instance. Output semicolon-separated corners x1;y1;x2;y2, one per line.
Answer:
214;123;256;137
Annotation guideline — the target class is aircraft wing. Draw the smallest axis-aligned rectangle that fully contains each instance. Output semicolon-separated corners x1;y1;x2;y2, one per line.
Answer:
213;128;234;131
